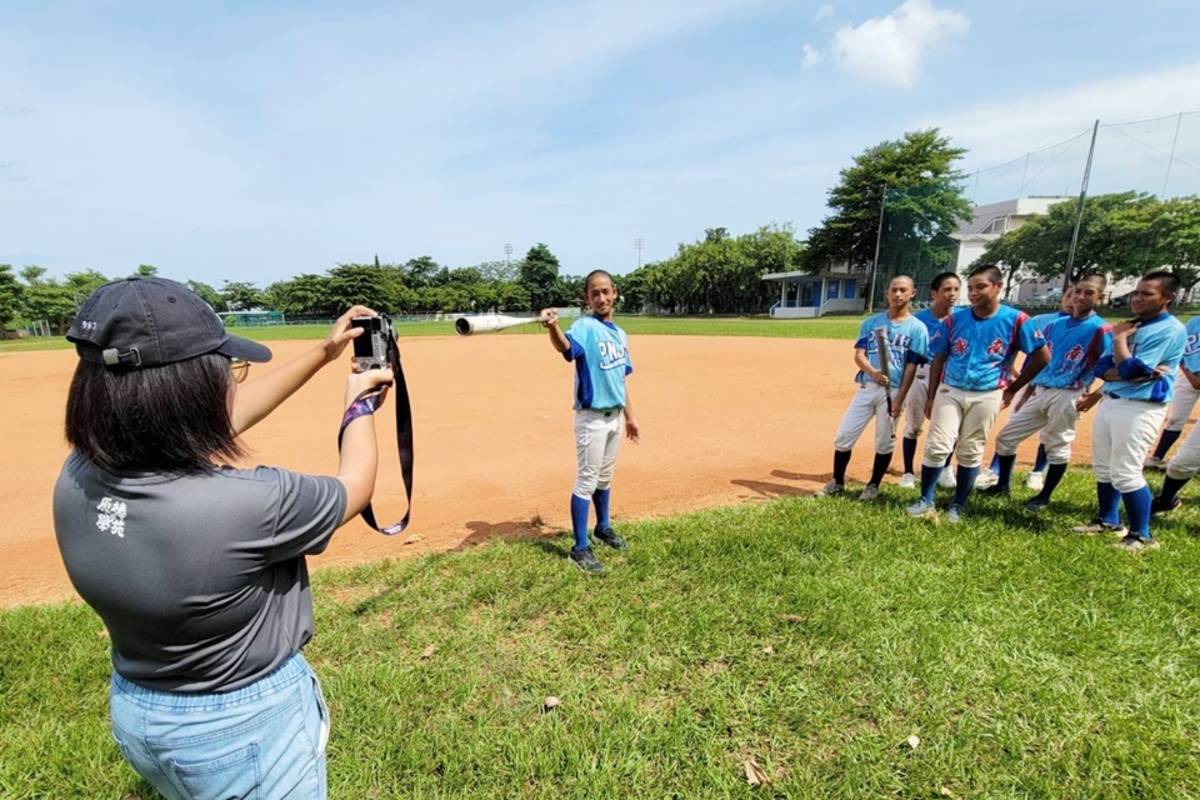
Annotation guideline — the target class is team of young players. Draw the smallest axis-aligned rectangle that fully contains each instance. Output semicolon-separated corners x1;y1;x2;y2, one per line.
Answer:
826;264;1191;552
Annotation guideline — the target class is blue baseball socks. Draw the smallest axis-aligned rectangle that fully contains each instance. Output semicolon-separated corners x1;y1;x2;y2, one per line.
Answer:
951;465;980;510
1121;485;1153;541
592;487;611;531
1031;463;1068;503
1097;482;1121;527
1033;444;1048;473
570;494;591;552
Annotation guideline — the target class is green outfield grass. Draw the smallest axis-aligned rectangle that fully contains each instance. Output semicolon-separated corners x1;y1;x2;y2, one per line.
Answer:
0;315;870;353
4;470;1200;798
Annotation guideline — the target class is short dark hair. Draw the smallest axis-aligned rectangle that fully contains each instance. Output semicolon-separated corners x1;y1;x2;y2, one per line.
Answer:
66;354;244;473
890;274;915;288
930;271;960;291
1143;270;1179;303
1079;272;1108;290
584;269;616;293
968;264;1003;285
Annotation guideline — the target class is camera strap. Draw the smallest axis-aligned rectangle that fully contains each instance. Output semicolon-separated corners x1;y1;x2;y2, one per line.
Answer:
336;323;414;535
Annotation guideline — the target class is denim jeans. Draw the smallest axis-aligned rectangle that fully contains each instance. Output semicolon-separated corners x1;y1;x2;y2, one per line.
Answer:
110;652;329;799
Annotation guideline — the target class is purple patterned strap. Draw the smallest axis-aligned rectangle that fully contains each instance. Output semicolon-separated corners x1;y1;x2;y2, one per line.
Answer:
337;384;412;536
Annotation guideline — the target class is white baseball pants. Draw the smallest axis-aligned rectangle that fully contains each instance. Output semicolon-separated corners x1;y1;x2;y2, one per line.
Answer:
1166;422;1200;480
902;366;930;439
993;387;1081;465
922;385;1003;469
833;383;896;455
573;408;623;498
1163;380;1200;431
1092;397;1166;493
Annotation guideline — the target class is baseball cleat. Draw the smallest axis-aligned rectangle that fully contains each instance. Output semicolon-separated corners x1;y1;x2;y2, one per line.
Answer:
593;526;627;550
898;472;916;489
1144;456;1167;471
859;484;880;502
570;547;604;573
820;480;845;497
1114;535;1159;553
1024;497;1050;513
974;468;998;489
1025;471;1046;492
1072;520;1128;536
945;505;963;524
906;499;937;519
937;470;957;489
1150;496;1182;517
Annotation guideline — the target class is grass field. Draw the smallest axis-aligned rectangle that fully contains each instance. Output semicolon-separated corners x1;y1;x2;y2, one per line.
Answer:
0;315;869;353
4;470;1200;798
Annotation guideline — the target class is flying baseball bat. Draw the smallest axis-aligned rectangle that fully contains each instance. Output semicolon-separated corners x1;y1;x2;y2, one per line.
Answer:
454;314;541;336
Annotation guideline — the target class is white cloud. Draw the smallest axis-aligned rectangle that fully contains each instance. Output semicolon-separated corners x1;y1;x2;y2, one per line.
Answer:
831;0;968;89
815;4;834;21
802;43;823;68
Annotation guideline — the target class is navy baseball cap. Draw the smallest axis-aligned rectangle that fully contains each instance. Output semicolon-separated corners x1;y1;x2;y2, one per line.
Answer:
66;277;273;369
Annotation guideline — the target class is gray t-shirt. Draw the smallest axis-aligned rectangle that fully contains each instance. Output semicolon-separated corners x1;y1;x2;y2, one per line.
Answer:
53;451;347;692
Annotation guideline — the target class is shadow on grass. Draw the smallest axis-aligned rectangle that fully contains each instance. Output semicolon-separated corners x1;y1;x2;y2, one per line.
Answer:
452;518;554;552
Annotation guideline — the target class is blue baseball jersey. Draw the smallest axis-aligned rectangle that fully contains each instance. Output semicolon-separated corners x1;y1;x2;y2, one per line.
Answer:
1182;316;1200;373
1029;310;1069;340
563;316;632;410
853;312;930;387
1096;312;1187;403
1034;312;1111;390
931;304;1045;391
915;308;948;357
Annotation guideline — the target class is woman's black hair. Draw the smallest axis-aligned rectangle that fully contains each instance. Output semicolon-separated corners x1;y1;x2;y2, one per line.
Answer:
65;353;244;473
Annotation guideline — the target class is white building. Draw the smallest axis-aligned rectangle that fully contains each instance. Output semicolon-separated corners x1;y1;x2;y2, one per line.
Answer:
951;196;1137;304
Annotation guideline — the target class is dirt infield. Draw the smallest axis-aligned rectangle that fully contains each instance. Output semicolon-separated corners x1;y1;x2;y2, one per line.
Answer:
0;335;1082;607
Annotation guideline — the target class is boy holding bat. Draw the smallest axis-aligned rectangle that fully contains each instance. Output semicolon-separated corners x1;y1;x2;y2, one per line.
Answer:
539;270;639;574
823;275;929;500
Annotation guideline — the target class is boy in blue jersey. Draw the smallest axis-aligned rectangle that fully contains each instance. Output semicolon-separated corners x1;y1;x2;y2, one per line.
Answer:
982;275;1110;510
539;270;639;574
907;264;1049;523
900;271;960;489
976;286;1075;491
825;276;930;500
1144;313;1200;469
1150;315;1200;514
1073;271;1187;553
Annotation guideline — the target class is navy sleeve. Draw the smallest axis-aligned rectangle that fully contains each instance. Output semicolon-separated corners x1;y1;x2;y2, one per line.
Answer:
1118;357;1154;380
906;350;928;366
562;333;585;362
267;469;348;562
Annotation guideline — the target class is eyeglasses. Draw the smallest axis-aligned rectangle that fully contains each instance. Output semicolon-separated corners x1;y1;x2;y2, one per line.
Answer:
230;359;250;384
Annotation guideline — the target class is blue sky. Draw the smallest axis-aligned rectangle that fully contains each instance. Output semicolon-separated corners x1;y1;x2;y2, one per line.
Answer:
3;0;1199;285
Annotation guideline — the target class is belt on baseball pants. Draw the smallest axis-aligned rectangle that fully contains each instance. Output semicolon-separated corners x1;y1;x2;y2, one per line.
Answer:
586;407;622;418
1104;393;1165;404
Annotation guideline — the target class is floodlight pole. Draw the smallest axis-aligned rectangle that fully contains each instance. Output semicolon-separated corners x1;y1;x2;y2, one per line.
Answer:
1062;119;1099;291
866;184;887;315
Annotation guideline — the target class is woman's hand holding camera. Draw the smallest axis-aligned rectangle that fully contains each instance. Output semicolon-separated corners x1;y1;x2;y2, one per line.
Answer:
344;367;394;408
323;305;379;364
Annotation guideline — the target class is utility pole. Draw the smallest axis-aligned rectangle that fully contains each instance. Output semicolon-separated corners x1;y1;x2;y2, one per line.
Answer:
1161;112;1183;199
1062;119;1099;291
866;185;887;315
633;238;645;269
504;243;513;268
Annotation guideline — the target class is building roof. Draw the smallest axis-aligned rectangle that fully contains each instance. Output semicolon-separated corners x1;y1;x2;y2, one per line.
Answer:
954;195;1073;237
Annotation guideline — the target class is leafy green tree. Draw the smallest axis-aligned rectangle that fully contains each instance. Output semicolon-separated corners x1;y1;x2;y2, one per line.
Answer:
264;274;336;316
403;256;441;288
133;264;158;277
0;265;24;333
477;260;518;283
221;280;265;312
20;265;47;286
327;264;405;311
448;266;483;285
519;243;561;310
803;129;971;275
495;282;531;311
23;281;78;333
1108;195;1200;291
186;280;226;312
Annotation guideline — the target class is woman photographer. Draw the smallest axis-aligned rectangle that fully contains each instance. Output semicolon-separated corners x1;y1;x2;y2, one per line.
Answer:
53;277;391;799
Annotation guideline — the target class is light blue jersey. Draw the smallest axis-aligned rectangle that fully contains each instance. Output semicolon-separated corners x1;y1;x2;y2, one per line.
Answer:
853;312;930;387
564;316;632;410
932;304;1045;391
1029;310;1070;341
1034;312;1111;390
1182;316;1200;373
915;308;948;357
1097;312;1187;403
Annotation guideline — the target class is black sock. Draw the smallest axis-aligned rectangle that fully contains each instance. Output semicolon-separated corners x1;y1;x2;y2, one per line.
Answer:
902;437;918;474
869;452;892;487
1036;462;1068;501
1154;430;1182;460
1159;475;1190;506
995;453;1017;491
833;449;852;485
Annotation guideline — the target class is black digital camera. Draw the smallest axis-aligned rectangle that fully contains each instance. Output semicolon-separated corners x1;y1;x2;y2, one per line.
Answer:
351;316;394;370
